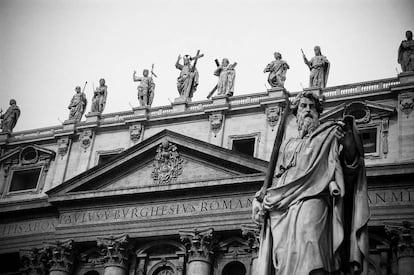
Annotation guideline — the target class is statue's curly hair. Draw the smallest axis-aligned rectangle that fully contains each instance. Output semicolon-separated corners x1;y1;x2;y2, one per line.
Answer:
291;91;324;116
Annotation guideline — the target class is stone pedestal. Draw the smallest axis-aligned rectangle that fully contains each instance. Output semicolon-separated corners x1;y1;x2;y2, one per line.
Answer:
45;240;74;275
133;106;148;117
180;228;214;275
212;94;229;106
386;221;414;275
172;101;188;113
85;112;101;123
267;87;286;98
398;71;414;84
97;234;129;275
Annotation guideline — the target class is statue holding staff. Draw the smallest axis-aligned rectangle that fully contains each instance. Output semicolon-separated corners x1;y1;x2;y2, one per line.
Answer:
252;90;369;274
68;83;87;122
175;50;203;101
302;46;330;88
0;99;20;133
398;30;414;72
133;67;156;107
264;52;289;88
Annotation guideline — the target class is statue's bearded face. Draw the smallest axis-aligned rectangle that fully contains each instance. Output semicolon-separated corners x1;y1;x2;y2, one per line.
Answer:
296;97;320;138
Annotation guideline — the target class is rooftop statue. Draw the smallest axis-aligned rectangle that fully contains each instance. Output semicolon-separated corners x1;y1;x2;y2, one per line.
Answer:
133;66;156;107
91;78;107;113
398;30;414;72
302;46;330;88
213;58;237;97
264;52;289;88
175;50;203;102
253;91;369;274
68;84;87;122
1;99;20;133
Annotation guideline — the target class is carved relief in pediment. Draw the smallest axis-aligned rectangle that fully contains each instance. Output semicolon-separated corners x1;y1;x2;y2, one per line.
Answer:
151;141;184;185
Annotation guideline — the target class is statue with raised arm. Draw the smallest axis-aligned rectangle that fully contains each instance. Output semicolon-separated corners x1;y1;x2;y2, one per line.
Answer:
302;46;330;88
264;52;289;88
175;51;203;101
1;99;20;133
68;85;87;122
91;78;107;113
214;58;237;96
398;30;414;72
133;69;155;107
252;90;369;275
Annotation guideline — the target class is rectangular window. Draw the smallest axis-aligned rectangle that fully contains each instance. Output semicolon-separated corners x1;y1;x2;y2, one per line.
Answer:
360;128;377;154
97;153;118;166
9;168;42;192
232;138;256;157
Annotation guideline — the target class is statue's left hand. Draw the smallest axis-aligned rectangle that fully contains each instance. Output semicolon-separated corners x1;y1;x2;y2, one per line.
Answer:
336;119;359;162
252;198;265;224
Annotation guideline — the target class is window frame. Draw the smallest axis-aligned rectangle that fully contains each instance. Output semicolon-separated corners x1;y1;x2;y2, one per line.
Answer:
357;122;381;159
95;148;124;166
228;132;261;158
5;164;45;195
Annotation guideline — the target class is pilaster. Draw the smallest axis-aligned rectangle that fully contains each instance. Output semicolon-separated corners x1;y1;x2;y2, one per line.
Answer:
386;221;414;275
241;224;261;275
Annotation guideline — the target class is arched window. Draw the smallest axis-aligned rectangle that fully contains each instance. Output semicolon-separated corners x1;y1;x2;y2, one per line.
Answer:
222;261;246;275
153;266;174;275
84;270;100;275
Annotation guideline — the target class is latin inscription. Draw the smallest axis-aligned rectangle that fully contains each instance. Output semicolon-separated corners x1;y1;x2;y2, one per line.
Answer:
0;218;57;238
59;196;253;226
368;189;414;206
1;189;413;237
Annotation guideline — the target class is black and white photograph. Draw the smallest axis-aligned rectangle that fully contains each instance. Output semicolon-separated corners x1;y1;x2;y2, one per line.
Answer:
0;0;413;274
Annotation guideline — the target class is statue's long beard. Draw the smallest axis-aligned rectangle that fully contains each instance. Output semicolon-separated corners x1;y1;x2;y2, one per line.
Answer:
297;115;319;138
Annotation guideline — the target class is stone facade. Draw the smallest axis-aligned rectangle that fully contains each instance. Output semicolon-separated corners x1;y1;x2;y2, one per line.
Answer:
0;75;413;274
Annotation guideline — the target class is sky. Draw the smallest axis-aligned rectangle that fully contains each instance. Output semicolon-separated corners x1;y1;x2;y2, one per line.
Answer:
1;0;413;132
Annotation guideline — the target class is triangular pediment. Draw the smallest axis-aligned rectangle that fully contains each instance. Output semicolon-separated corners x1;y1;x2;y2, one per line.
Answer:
321;100;396;123
0;144;56;166
47;130;267;197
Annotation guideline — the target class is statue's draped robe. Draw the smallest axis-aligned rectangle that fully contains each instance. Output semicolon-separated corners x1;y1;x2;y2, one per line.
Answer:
309;55;330;88
91;86;107;113
398;39;414;72
215;65;235;96
1;105;20;133
176;63;198;99
258;122;369;275
68;93;87;121
264;60;289;88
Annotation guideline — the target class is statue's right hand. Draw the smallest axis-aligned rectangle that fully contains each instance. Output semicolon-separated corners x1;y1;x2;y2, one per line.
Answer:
252;198;265;224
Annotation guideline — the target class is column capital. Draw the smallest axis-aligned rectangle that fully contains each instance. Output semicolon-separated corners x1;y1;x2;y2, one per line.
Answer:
20;248;49;275
241;224;261;254
97;234;129;269
44;239;74;274
385;221;414;258
179;228;214;263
